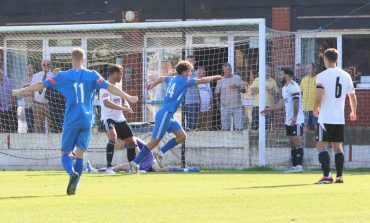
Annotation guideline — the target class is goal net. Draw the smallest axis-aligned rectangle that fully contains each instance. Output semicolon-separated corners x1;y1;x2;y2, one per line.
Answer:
0;19;368;170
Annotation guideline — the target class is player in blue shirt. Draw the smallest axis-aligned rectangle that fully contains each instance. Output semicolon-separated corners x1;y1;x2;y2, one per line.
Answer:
12;48;138;195
129;60;221;173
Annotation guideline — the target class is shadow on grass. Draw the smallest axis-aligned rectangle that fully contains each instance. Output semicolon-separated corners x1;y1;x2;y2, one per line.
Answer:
0;194;66;200
226;183;313;190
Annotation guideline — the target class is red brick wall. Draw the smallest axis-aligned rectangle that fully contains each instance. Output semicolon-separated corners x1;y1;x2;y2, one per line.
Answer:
272;7;290;31
345;89;370;127
271;7;294;75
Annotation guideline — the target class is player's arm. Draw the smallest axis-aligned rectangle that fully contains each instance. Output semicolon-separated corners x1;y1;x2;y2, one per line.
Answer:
12;82;45;96
147;76;166;90
291;94;300;125
103;99;133;113
260;100;284;115
106;84;138;104
313;87;324;117
195;75;222;85
348;93;357;121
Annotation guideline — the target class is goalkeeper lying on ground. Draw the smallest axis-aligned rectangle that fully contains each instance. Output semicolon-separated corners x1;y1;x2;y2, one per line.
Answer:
86;136;199;174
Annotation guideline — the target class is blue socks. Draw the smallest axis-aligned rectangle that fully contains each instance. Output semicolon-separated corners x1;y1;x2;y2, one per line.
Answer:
74;158;84;177
61;154;74;176
133;146;150;164
160;138;179;154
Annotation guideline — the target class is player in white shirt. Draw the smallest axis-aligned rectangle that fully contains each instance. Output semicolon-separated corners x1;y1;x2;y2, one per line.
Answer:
261;67;305;173
100;64;136;174
313;48;357;184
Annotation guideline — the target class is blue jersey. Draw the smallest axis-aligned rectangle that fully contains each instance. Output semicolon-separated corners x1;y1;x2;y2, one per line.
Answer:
43;68;109;129
160;75;197;113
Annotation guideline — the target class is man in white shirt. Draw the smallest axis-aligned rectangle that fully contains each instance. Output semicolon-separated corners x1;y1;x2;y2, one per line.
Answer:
197;66;213;130
314;48;357;184
31;59;53;133
261;67;305;173
100;64;136;174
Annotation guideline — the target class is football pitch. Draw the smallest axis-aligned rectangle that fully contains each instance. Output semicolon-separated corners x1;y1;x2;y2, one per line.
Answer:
1;170;369;223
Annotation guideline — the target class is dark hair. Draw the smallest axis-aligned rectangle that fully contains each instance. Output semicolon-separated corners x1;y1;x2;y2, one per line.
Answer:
309;63;317;69
176;60;193;75
222;62;232;68
108;64;123;76
186;55;195;60
324;48;338;63
281;67;294;77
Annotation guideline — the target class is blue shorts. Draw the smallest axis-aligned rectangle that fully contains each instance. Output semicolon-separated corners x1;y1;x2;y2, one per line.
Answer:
152;111;182;140
61;128;91;152
304;111;318;126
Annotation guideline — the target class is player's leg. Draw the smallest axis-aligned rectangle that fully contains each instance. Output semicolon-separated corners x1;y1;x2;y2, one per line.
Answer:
71;128;91;192
332;142;344;183
293;125;304;171
117;121;136;162
104;119;117;171
331;125;345;183
315;124;333;184
151;163;167;172
285;125;298;173
60;128;80;195
130;111;172;173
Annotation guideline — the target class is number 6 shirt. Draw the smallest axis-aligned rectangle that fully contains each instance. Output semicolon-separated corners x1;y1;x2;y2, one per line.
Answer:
316;68;355;124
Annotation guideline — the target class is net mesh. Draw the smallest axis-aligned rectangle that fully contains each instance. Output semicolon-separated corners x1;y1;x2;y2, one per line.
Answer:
0;20;368;170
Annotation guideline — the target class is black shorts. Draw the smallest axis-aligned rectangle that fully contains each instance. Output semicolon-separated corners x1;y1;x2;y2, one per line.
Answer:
102;119;133;140
285;124;304;136
316;124;344;142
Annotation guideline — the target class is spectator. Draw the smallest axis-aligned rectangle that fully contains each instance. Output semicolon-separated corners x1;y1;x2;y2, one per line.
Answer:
294;63;302;84
250;66;279;130
31;59;52;133
45;68;65;133
215;62;246;130
184;55;200;130
21;64;35;133
0;69;17;133
197;66;213;130
300;63;318;131
245;70;255;126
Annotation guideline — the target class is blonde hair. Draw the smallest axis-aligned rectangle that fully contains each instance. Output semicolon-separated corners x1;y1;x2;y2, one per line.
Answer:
71;48;85;62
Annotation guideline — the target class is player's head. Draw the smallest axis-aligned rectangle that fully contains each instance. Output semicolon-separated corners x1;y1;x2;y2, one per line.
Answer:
186;55;196;66
197;66;206;78
306;63;317;76
108;64;124;82
222;62;232;77
175;60;193;76
280;67;294;85
71;48;85;67
323;48;338;67
41;59;51;72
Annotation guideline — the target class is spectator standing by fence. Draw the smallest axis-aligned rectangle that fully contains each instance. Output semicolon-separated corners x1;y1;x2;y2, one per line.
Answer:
31;59;53;133
0;69;17;133
215;62;246;130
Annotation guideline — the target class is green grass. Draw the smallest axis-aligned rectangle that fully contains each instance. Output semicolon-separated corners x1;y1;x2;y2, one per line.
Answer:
1;170;370;223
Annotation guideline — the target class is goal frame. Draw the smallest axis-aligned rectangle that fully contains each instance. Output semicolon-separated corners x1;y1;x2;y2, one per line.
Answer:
0;18;267;167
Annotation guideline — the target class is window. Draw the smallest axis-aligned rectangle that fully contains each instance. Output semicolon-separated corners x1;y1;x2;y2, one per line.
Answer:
343;34;370;79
